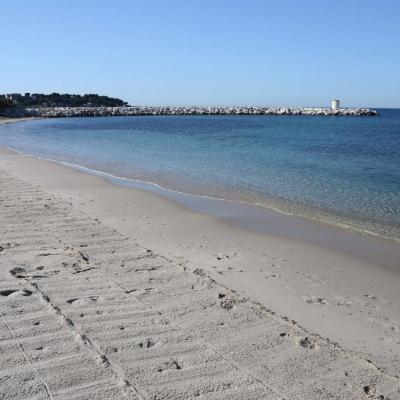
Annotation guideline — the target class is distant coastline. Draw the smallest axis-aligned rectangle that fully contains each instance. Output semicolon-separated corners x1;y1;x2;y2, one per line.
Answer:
0;92;127;107
0;93;378;117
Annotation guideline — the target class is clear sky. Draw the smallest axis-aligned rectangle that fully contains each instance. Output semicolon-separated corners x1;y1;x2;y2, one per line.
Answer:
1;0;399;107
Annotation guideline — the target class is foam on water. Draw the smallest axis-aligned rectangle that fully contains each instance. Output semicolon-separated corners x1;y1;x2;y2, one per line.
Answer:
0;111;399;240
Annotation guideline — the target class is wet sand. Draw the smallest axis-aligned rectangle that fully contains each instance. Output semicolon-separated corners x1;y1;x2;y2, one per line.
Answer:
62;162;400;270
1;120;400;399
0;116;38;124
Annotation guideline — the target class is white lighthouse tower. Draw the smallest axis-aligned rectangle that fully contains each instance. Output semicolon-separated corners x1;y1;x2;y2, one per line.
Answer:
331;99;340;110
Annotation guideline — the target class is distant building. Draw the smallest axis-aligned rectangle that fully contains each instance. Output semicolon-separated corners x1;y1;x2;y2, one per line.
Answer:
331;99;340;110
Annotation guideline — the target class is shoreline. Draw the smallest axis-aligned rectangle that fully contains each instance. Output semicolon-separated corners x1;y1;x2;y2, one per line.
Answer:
1;117;399;245
33;154;400;269
1;141;400;270
0;116;39;124
0;144;400;378
1;117;399;264
65;159;400;244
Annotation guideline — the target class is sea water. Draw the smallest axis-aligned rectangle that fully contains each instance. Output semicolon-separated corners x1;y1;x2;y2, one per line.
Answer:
1;110;399;240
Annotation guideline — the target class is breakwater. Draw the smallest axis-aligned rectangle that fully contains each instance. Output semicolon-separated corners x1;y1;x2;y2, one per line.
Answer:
22;106;378;117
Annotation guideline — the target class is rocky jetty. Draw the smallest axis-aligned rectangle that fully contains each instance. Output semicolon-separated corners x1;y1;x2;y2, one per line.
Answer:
23;106;378;118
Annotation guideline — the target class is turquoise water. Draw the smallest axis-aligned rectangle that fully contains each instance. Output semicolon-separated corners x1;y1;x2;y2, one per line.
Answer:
1;111;399;239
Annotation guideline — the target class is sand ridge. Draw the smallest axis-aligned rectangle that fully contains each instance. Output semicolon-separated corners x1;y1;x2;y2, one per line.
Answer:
1;168;400;398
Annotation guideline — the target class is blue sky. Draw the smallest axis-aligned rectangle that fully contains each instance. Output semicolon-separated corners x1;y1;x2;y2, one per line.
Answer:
1;0;399;107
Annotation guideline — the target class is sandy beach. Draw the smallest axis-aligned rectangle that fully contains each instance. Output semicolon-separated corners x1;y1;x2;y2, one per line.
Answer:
1;120;400;399
0;117;38;124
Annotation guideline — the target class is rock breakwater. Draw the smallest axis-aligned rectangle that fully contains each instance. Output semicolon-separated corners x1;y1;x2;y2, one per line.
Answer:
23;106;378;117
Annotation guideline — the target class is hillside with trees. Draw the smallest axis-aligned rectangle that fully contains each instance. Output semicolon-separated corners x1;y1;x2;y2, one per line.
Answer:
0;93;129;107
0;97;13;109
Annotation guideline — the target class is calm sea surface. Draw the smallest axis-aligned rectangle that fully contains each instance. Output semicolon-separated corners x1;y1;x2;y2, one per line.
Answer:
1;110;399;239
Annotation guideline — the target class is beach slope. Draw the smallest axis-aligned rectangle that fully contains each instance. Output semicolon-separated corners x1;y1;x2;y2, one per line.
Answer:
1;159;400;398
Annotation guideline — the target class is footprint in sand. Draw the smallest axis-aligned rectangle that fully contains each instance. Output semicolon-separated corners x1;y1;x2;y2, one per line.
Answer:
9;267;27;278
0;242;20;252
0;289;33;297
138;338;161;349
363;384;386;399
0;289;19;296
157;360;181;373
265;273;282;280
297;336;319;350
212;254;230;261
303;295;330;306
66;296;98;305
218;295;235;311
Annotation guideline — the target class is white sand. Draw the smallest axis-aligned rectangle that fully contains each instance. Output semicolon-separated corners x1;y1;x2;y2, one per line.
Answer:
0;117;38;124
0;121;399;399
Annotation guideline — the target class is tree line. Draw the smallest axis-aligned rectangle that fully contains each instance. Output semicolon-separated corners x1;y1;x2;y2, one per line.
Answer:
0;93;129;107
